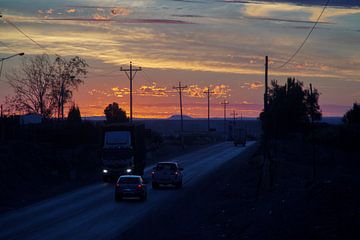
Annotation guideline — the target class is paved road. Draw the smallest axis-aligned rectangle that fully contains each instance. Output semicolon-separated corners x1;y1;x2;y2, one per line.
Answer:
0;141;255;240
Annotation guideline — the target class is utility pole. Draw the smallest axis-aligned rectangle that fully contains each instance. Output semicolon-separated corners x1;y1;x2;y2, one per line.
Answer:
310;83;316;181
120;61;142;122
231;110;238;123
221;100;229;140
204;87;214;131
264;56;269;112
173;81;188;133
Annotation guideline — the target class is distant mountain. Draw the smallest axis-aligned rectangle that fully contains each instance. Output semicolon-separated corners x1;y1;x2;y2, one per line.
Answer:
168;115;193;120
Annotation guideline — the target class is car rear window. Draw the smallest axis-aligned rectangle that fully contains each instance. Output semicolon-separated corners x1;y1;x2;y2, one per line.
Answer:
118;177;141;184
156;163;177;171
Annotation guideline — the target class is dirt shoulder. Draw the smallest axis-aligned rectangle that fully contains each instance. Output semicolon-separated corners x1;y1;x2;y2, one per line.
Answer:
119;139;360;240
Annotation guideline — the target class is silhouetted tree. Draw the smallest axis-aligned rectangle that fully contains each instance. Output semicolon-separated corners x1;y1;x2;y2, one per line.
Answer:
260;77;322;136
51;56;88;120
67;104;82;123
104;102;128;123
6;54;54;117
342;103;360;125
5;54;88;119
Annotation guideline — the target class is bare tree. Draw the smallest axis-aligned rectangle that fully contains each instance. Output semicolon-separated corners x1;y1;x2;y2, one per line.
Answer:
51;56;88;119
5;54;88;118
6;54;54;117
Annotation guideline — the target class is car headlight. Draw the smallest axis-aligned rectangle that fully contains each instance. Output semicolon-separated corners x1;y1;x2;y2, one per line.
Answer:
103;169;108;173
126;169;132;173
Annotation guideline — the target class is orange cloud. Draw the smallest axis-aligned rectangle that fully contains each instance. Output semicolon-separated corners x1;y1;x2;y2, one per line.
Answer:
138;82;169;97
111;87;130;98
66;8;77;13
88;89;113;97
92;14;109;20
185;85;206;98
212;84;231;98
244;81;264;90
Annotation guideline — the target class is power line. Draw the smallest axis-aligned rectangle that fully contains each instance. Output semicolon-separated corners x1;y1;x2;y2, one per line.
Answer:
3;17;55;55
276;0;330;69
141;69;155;85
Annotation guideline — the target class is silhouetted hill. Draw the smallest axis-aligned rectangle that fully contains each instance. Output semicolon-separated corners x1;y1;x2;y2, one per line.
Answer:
168;115;193;120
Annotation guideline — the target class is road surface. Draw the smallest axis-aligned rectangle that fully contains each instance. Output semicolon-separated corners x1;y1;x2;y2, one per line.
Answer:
0;141;255;240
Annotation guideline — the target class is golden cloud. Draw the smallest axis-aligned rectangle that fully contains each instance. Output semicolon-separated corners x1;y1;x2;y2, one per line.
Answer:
138;82;169;97
66;8;77;13
244;81;264;90
243;3;360;22
111;87;130;98
212;84;231;98
185;85;206;98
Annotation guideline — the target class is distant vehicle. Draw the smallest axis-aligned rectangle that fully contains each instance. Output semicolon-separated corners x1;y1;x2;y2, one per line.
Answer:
101;123;146;182
233;127;247;147
115;175;147;201
152;162;183;189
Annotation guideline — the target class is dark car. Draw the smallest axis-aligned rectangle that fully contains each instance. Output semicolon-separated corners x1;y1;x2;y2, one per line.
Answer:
114;175;147;201
152;162;183;189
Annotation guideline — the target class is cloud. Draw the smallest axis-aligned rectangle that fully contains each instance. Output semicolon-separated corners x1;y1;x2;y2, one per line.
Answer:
110;7;132;16
66;8;77;13
42;17;193;24
185;85;206;98
46;9;54;14
138;82;169;97
111;87;130;98
246;16;332;24
243;81;264;90
172;14;204;18
242;2;360;22
88;89;113;97
182;84;231;98
212;84;232;98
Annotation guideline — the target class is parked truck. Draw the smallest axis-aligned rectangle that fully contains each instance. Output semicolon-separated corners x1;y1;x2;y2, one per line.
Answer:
233;127;247;147
101;123;146;182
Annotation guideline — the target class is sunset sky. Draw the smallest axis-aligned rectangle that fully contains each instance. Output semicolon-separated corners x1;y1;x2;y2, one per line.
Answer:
1;0;359;118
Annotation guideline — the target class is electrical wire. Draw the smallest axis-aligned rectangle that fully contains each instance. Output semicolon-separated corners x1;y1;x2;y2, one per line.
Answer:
276;0;330;69
3;17;56;55
141;69;155;85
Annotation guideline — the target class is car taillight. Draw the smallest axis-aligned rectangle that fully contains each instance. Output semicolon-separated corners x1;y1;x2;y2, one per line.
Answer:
137;184;143;189
116;183;120;187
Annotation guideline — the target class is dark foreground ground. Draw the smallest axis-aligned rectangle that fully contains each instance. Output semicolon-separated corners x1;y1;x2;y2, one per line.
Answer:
119;139;360;240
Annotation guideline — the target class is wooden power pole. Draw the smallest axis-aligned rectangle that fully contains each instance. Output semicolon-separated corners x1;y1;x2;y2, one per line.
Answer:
204;87;214;131
173;81;188;133
221;100;229;140
120;61;142;122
